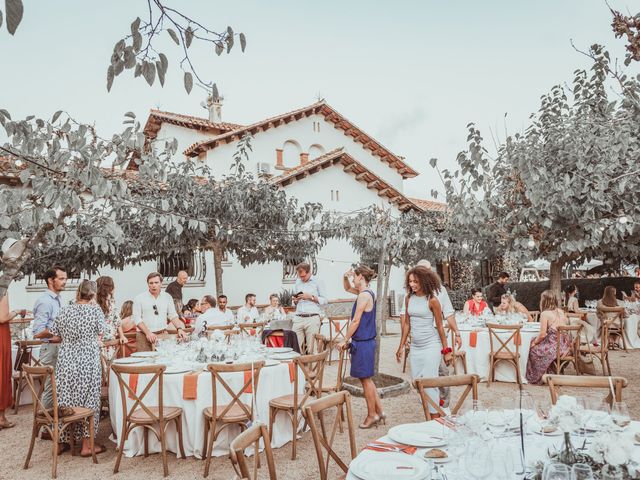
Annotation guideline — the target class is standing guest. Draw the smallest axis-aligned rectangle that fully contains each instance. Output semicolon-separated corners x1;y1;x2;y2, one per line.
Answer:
96;276;124;344
565;284;580;312
236;294;260;323
463;288;491;316
292;262;327;354
495;293;533;322
340;266;384;428
264;294;286;322
165;270;188;304
192;296;227;336
0;293;25;429
133;272;187;352
32;265;67;417
395;266;452;418
216;295;235;324
487;272;510;310
525;290;571;384
50;280;106;456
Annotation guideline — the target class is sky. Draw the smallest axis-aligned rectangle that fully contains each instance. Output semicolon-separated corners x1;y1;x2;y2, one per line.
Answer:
0;0;635;198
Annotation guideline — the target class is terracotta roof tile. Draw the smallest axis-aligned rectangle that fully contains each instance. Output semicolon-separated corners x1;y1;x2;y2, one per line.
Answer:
144;109;243;141
409;197;448;213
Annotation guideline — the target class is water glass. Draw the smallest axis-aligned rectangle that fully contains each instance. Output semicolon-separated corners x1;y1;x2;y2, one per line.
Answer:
610;402;631;429
465;443;493;479
570;463;594;480
542;462;570;480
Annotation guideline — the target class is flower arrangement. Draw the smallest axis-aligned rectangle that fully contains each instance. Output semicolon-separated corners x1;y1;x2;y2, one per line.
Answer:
588;432;632;467
549;395;583;432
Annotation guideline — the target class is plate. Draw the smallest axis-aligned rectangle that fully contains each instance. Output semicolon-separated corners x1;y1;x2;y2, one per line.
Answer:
263;359;280;367
268;347;293;354
349;451;429;480
531;426;563;436
163;365;193;374
131;351;160;358
269;352;300;361
113;357;145;365
387;422;447;448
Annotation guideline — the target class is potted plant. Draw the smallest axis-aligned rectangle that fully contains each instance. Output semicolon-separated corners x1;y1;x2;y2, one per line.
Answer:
278;289;296;313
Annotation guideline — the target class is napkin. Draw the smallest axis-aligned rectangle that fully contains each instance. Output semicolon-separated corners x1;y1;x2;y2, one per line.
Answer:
364;441;417;455
267;335;284;348
243;370;255;393
435;417;457;430
128;374;138;400
182;372;201;400
331;320;344;335
287;361;296;383
469;331;478;348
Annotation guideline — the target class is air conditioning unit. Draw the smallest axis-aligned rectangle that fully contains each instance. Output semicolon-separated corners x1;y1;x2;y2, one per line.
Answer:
256;162;272;177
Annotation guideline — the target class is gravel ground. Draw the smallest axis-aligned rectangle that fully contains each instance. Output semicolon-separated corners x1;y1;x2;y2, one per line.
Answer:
2;319;639;480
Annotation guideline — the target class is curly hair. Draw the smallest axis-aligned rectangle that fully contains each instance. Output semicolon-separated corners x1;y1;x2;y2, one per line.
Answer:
405;266;441;298
96;276;114;315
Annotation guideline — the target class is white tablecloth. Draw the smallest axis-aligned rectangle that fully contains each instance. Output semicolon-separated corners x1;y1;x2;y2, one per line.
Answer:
624;314;640;349
108;362;304;458
347;419;640;479
456;328;538;383
11;344;41;406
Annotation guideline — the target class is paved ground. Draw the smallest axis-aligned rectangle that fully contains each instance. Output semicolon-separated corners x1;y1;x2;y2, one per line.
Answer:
2;319;638;480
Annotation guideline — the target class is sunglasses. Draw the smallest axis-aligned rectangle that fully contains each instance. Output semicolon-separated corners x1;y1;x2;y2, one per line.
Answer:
153;305;158;315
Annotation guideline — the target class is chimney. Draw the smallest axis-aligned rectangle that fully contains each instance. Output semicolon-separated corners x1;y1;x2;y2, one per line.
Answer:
206;84;223;123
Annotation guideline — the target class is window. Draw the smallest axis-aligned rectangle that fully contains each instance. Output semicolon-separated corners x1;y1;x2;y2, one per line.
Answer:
28;268;83;289
308;144;325;160
312;121;321;132
336;190;340;201
330;190;334;201
157;250;206;284
282;140;301;168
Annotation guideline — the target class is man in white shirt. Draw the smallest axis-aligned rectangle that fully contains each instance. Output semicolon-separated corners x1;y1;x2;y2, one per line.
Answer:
217;294;236;324
133;272;187;351
192;295;227;336
292;262;327;354
236;293;260;323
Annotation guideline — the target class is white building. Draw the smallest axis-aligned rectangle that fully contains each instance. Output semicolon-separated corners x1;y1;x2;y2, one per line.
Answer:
4;99;446;310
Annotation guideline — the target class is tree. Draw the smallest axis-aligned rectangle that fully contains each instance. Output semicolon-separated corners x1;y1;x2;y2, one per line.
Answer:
611;8;640;64
0;0;246;93
432;46;640;294
332;206;446;374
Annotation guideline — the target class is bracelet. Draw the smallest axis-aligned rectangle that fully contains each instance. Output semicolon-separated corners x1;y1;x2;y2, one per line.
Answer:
441;347;452;355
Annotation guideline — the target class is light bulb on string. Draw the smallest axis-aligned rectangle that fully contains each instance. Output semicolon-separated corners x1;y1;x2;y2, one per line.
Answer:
619;216;628;224
527;237;535;248
227;229;233;235
462;242;469;250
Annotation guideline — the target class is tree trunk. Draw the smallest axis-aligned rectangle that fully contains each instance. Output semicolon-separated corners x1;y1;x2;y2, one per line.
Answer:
373;241;387;375
549;260;564;297
211;241;225;297
380;258;392;336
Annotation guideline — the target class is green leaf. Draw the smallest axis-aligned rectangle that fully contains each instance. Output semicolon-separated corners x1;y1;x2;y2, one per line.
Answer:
5;0;23;35
167;28;180;45
52;110;62;123
130;16;141;36
184;72;193;94
239;32;246;52
106;65;115;92
185;26;193;48
142;61;155;86
429;158;438;168
132;31;142;52
158;53;168;73
215;42;223;56
124;111;136;119
156;61;165;87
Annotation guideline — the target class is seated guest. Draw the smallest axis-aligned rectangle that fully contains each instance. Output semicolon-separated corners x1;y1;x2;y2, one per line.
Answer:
525;290;571;384
596;286;627;322
216;294;235;324
192;296;227;336
463;288;491;316
495;293;533;322
564;284;580;312
236;293;260;323
118;300;136;334
264;293;286;321
623;280;640;302
182;298;200;324
563;285;596;343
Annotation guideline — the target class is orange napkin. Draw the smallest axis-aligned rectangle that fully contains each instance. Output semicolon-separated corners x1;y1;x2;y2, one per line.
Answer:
435;417;457;430
128;373;138;400
515;331;522;346
364;441;417;455
332;320;343;335
249;329;256;336
287;361;296;383
243;370;254;394
182;372;201;400
469;331;478;348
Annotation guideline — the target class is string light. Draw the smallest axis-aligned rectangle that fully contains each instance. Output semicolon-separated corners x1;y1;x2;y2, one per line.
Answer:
619;216;628;224
527;237;535;248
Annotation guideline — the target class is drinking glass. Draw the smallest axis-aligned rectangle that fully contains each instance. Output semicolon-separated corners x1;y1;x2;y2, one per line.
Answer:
610;402;631;429
542;462;570;480
465;443;493;479
571;463;594;480
446;430;467;477
493;445;517;480
601;465;623;480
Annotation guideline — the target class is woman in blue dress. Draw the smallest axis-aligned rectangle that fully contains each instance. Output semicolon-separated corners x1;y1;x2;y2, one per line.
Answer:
340;265;384;429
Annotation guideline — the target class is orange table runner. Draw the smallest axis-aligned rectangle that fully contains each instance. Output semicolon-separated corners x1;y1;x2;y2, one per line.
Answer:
469;331;478;347
128;374;138;400
182;372;201;400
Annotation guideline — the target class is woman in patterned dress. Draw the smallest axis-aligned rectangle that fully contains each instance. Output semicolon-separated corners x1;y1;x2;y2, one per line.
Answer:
51;280;106;456
525;290;572;384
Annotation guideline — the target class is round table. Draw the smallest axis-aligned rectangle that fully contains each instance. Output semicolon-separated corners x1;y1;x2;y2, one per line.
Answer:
108;361;304;458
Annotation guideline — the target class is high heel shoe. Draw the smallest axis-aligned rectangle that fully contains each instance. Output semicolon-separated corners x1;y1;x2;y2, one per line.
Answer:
358;416;380;429
378;412;387;425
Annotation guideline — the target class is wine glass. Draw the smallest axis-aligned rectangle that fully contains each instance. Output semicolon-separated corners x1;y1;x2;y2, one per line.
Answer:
446;430;468;477
542;462;570;480
610;402;631;429
571;463;594;480
465;441;493;479
515;391;536;428
493;445;517;480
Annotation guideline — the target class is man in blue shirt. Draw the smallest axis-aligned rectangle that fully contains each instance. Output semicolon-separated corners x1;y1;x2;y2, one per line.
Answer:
292;262;327;354
32;265;67;418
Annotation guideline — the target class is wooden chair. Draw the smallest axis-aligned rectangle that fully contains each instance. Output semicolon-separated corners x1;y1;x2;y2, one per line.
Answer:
203;361;265;477
229;423;277;480
22;365;98;479
556;325;582;375
207;324;234;332
566;312;592;343
269;350;328;460
449;329;467;374
580;319;612;376
302;391;357;480
111;364;186;477
315;335;348;432
327;316;349;364
100;339;123;415
264;330;285;348
599;306;627;352
542;374;627;406
121;330;137;357
238;322;267;337
12;339;43;413
528;311;541;322
413;374;480;421
402;334;411;374
487;323;523;386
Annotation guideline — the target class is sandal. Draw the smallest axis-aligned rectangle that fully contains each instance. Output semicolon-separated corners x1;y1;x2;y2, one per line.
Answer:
0;421;15;429
80;444;106;457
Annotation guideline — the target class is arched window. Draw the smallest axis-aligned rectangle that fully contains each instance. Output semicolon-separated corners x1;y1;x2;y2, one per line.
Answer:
282;140;301;168
308;144;326;160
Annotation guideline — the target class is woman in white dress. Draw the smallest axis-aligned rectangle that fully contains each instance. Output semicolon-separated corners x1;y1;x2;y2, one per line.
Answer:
396;266;452;417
